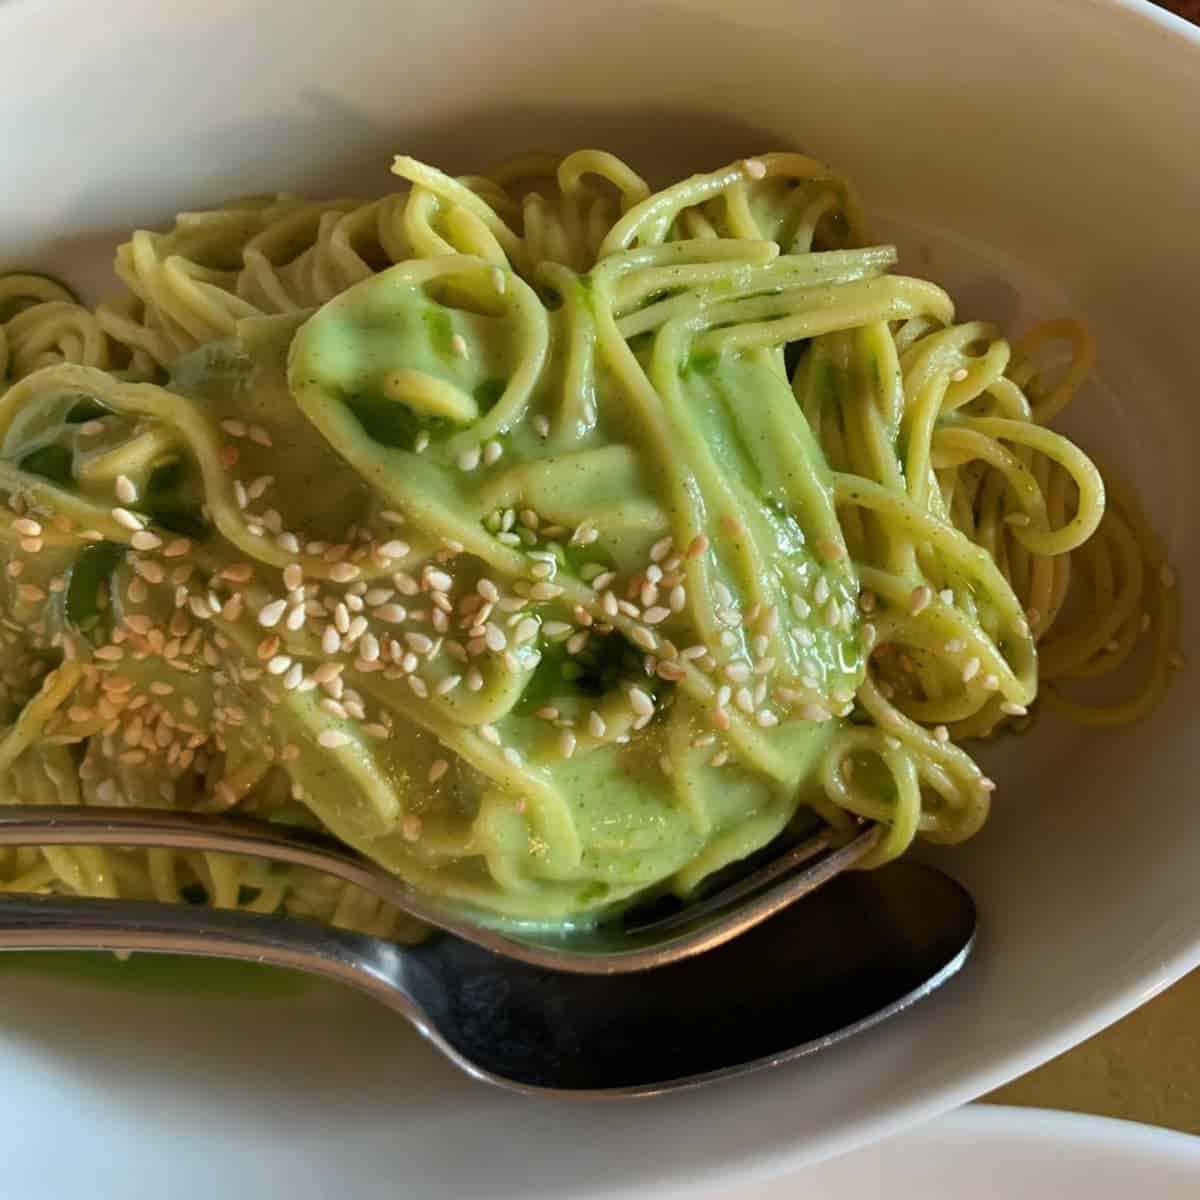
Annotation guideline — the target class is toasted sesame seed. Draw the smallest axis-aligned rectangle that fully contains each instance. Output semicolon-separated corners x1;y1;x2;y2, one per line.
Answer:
17;583;46;604
329;563;359;583
247;425;272;447
111;507;143;532
379;540;410;559
11;517;41;537
94;645;124;661
650;536;674;563
642;605;671;625
130;530;162;551
817;539;844;562
909;585;932;615
257;599;287;628
318;729;351;749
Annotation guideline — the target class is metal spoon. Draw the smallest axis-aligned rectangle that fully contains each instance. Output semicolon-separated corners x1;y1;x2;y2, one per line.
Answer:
0;804;884;974
0;858;975;1095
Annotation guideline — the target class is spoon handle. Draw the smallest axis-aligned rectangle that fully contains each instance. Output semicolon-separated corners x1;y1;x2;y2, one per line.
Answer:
0;891;421;1021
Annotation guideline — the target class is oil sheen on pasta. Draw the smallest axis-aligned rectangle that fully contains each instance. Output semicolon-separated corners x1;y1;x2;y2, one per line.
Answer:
0;151;1178;932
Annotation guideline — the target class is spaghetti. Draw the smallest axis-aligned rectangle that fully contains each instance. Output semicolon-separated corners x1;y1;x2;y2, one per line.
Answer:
0;150;1178;931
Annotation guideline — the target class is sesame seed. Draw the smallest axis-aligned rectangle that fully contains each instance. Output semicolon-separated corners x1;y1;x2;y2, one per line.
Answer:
450;333;469;359
940;589;955;605
1168;650;1186;670
1140;612;1151;633
220;419;246;438
407;675;429;698
267;654;293;676
248;425;272;447
282;662;304;690
320;626;340;655
1160;564;1177;589
276;532;300;554
221;564;254;583
257;599;287;628
1000;702;1027;716
909;585;932;616
823;598;840;626
483;440;503;465
162;538;191;559
484;623;508;652
466;668;484;691
557;729;577;758
94;645;124;661
329;563;359;583
427;758;450;785
458;446;481;472
17;583;46;604
742;157;767;179
1026;608;1042;626
502;747;522;768
1004;513;1032;527
817;539;844;562
813;577;830;605
628;687;654;718
345;615;368;642
425;569;453;593
950;367;969;382
790;594;811;620
529;582;563;601
800;703;830;722
643;605;671;625
982;674;1000;691
944;639;965;653
360;633;381;662
130;531;162;551
933;724;949;743
11;517;41;537
318;730;351;749
233;481;249;509
479;724;501;745
379;540;410;559
650;537;674;563
533;414;550;438
961;657;981;682
978;777;997;793
111;507;143;532
321;699;349;719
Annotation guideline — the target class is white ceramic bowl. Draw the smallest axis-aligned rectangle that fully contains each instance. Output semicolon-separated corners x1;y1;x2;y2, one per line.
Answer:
1;0;1199;1194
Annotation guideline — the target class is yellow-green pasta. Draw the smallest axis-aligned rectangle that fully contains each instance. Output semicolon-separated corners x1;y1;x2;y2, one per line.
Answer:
0;151;1180;932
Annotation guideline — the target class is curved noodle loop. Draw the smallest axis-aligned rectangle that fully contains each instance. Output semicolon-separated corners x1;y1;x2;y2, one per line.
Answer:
0;151;1177;927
